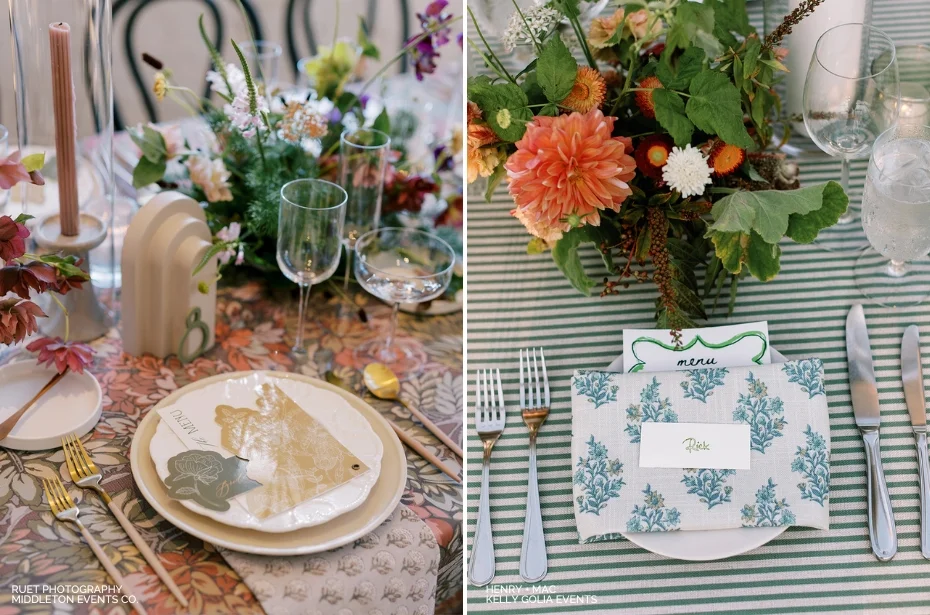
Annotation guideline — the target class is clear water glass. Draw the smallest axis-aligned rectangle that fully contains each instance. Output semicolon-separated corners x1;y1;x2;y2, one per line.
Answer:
277;179;347;354
339;128;391;293
873;45;930;130
803;23;899;249
0;125;8;209
855;123;930;307
353;227;455;376
238;40;283;94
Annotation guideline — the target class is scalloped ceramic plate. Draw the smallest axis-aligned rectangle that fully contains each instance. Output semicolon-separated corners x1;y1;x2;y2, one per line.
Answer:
605;348;789;561
148;373;383;533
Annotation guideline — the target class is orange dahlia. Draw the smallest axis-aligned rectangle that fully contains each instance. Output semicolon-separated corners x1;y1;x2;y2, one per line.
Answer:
561;67;607;114
634;134;674;181
636;76;662;119
505;110;637;242
708;141;746;177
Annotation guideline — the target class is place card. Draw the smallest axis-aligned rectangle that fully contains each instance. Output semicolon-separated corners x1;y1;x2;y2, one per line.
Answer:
163;450;261;511
638;422;752;470
622;321;771;373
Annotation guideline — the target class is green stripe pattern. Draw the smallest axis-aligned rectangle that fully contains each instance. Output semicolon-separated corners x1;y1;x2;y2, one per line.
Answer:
466;2;930;612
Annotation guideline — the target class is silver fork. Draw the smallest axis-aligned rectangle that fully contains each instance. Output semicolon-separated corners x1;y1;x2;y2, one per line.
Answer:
520;348;550;582
468;368;505;587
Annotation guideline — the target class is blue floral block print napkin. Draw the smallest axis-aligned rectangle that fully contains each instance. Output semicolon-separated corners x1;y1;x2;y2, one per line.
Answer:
571;360;831;542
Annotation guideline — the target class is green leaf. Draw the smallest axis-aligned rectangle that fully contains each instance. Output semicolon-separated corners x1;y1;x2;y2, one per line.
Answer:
742;37;761;81
733;55;744;92
537;35;577;104
551;0;580;19
21;153;45;173
704;252;722;297
40;254;88;280
484;162;507;202
745;229;781;281
652;89;694;146
711;231;744;274
686;70;753;148
707;182;845;244
471;82;532;142
13;213;33;225
666;2;716;56
785;181;849;243
672;278;707;320
709;0;752;36
657;46;704;91
373;107;390;134
130;125;168;164
132;156;166;188
742;161;769;184
538;103;560;116
552;227;597;295
357;17;380;59
193;241;233;275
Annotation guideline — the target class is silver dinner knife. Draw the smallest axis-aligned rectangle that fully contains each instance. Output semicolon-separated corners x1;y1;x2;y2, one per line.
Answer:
846;304;897;561
901;325;930;559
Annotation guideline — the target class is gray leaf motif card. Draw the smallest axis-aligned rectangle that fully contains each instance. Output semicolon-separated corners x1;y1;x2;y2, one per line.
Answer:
622;321;771;373
163;450;261;511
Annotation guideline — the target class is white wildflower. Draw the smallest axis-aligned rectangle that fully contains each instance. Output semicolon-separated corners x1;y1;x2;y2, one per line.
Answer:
225;88;269;138
501;5;561;52
215;222;242;265
207;63;247;99
662;144;713;198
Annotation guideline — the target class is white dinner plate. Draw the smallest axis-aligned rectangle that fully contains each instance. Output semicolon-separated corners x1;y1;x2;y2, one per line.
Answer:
130;371;407;555
148;373;383;533
604;348;789;561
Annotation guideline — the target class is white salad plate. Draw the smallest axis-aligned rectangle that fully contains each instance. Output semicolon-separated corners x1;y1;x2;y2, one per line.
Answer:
147;372;383;533
0;360;102;451
605;348;789;561
130;371;406;555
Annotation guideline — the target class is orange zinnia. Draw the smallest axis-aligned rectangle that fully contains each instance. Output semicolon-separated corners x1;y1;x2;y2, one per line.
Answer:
561;67;607;114
636;76;663;119
708;141;746;177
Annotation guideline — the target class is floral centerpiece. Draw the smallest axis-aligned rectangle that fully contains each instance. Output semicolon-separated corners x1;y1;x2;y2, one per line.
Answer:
467;0;843;332
133;1;462;294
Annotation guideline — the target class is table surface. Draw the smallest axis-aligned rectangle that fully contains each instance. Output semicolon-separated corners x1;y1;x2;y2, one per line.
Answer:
466;1;930;613
0;281;463;615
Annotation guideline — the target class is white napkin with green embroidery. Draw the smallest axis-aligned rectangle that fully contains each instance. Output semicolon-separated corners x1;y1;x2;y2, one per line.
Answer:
571;360;831;543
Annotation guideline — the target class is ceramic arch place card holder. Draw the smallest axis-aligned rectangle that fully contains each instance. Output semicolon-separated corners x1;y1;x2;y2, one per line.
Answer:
571;360;831;543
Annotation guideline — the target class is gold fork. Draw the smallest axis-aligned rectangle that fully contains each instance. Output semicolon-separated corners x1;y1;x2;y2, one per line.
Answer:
63;434;188;607
43;476;147;615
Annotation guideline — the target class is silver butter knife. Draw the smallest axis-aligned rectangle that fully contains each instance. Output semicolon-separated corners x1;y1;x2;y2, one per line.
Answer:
901;325;930;559
846;304;897;561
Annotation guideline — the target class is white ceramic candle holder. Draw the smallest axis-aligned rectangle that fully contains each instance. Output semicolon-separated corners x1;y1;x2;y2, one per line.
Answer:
31;211;111;342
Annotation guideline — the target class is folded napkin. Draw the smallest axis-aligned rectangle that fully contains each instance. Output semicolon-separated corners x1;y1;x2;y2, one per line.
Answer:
571;360;831;542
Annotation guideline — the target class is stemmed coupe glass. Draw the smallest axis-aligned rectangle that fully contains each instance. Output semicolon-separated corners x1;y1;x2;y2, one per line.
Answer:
803;23;899;251
277;179;347;355
855;123;930;307
339;128;391;299
353;227;456;376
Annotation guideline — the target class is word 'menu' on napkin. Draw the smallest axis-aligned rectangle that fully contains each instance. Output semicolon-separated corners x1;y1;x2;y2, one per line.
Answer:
571;360;830;541
164;450;261;511
215;383;369;519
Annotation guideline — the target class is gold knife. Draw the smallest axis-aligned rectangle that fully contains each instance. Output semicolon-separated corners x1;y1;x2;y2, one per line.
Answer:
900;325;930;559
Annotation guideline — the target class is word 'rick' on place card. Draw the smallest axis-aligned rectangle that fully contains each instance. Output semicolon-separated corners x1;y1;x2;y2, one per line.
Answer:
623;321;771;373
638;422;752;470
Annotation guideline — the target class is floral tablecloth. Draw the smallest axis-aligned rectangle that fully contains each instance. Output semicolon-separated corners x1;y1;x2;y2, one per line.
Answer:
0;282;463;614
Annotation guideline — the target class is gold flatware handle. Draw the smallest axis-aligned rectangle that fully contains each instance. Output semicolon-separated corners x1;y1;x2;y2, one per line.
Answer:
400;400;464;459
389;422;461;483
0;370;66;441
76;524;148;615
107;501;188;607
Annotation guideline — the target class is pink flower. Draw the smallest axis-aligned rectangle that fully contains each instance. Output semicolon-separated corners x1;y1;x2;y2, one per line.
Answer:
215;222;241;265
26;336;94;374
0;298;45;345
505;110;637;242
0;215;30;262
0;261;59;298
0;151;31;190
187;156;233;203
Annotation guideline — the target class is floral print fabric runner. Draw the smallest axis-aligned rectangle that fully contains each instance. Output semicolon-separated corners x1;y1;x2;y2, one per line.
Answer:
571;360;831;542
219;505;439;615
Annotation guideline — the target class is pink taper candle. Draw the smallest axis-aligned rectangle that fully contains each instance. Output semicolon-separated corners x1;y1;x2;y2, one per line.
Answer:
49;22;80;237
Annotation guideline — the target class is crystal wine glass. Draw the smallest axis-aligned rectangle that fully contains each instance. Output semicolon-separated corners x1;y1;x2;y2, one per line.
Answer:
855;123;930;307
353;227;456;376
803;23;899;251
277;179;347;354
339;128;391;295
238;40;283;95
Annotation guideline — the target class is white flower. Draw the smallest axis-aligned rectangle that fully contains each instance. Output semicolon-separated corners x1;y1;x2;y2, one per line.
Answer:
216;221;241;242
215;222;242;265
225;88;269;138
342;112;360;133
501;5;561;52
207;63;247;99
187;156;233;203
662;144;712;198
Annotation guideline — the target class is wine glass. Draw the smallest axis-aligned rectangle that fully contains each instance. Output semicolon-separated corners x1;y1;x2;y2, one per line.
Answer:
277;179;347;354
238;40;283;95
855;123;930;307
353;227;456;376
339;128;391;295
803;23;899;251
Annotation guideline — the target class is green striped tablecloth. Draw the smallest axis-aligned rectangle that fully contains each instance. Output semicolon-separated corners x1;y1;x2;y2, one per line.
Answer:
465;1;930;612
